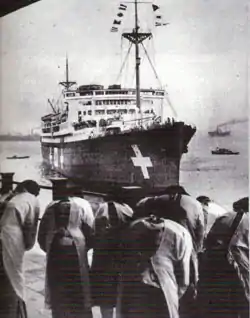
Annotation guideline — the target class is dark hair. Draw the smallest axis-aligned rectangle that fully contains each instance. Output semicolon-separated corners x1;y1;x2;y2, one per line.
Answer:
134;197;156;219
233;197;249;213
106;187;128;204
153;195;186;223
16;180;40;197
196;195;211;205
164;185;189;196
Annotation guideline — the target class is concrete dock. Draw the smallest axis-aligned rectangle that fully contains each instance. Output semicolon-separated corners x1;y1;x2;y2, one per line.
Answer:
24;246;50;317
24;244;101;318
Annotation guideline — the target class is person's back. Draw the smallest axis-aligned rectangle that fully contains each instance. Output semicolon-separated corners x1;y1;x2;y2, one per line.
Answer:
0;191;15;221
91;200;134;318
1;192;39;250
177;194;204;253
0;180;40;318
197;195;227;237
118;216;193;318
137;190;204;254
206;211;249;307
229;212;249;302
38;196;94;318
151;218;193;299
198;197;249;318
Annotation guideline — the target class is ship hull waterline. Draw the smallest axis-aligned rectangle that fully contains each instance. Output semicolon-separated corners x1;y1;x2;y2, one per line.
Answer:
41;123;196;194
208;131;230;137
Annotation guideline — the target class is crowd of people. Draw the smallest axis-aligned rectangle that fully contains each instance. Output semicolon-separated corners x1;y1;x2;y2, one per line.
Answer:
0;180;249;318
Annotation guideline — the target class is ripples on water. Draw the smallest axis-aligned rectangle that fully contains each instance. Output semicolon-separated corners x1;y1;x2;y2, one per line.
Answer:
0;123;248;211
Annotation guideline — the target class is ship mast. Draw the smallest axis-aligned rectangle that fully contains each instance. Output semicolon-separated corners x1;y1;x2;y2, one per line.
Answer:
59;55;76;90
122;0;151;126
134;0;141;115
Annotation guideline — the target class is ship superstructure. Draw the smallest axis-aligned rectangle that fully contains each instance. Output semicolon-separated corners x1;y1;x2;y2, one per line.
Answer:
41;1;196;193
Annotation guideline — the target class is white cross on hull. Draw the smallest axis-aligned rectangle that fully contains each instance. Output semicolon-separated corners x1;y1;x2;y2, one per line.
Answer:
131;144;153;179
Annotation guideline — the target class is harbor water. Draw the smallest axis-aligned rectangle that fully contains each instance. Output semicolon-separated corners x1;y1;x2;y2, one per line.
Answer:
0;122;248;213
0;122;248;317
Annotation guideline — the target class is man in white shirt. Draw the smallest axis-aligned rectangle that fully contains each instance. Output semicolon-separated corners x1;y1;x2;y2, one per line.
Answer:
117;214;193;318
196;195;227;238
0;180;40;318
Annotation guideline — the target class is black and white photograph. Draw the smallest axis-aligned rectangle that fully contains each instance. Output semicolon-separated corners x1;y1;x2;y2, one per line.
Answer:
0;0;249;317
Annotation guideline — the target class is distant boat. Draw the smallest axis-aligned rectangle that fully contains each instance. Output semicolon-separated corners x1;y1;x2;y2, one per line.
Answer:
208;126;231;137
211;147;239;155
7;155;30;160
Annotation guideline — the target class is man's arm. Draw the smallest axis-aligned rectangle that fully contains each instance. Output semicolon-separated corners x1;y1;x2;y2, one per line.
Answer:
195;203;205;253
178;232;193;298
23;201;40;251
37;203;55;252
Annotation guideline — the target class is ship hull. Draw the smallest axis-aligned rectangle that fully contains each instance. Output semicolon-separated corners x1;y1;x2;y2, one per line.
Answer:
41;122;195;193
208;131;230;137
211;151;239;155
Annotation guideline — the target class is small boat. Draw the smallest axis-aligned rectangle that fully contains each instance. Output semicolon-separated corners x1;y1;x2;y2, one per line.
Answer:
211;147;239;155
7;155;30;160
208;126;230;137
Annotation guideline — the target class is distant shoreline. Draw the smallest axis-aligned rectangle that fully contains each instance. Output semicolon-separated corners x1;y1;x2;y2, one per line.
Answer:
0;135;40;141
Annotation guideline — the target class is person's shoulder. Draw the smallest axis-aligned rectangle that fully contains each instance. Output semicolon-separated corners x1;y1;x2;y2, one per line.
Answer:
164;219;190;237
161;219;192;248
181;194;201;206
70;197;94;217
9;192;32;205
70;196;92;208
217;211;249;226
4;199;16;210
210;211;236;233
180;195;203;214
208;202;227;216
127;217;165;242
216;211;236;222
23;192;40;207
114;202;134;218
44;200;59;211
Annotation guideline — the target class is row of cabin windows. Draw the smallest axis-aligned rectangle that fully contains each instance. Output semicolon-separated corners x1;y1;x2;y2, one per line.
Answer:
106;109;135;114
78;91;165;96
96;100;134;105
79;100;135;106
79;90;131;96
78;109;136;118
79;101;92;106
43;117;67;128
74;120;97;129
43;121;61;128
66;92;76;97
79;100;153;106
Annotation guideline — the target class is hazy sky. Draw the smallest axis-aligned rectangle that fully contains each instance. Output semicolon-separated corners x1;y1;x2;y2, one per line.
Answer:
0;0;248;133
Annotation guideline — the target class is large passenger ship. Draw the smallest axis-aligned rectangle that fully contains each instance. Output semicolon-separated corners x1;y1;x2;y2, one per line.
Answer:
40;1;196;193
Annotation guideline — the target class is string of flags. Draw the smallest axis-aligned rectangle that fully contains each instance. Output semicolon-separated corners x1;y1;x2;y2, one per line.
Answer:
110;3;127;32
152;3;169;27
110;3;169;32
